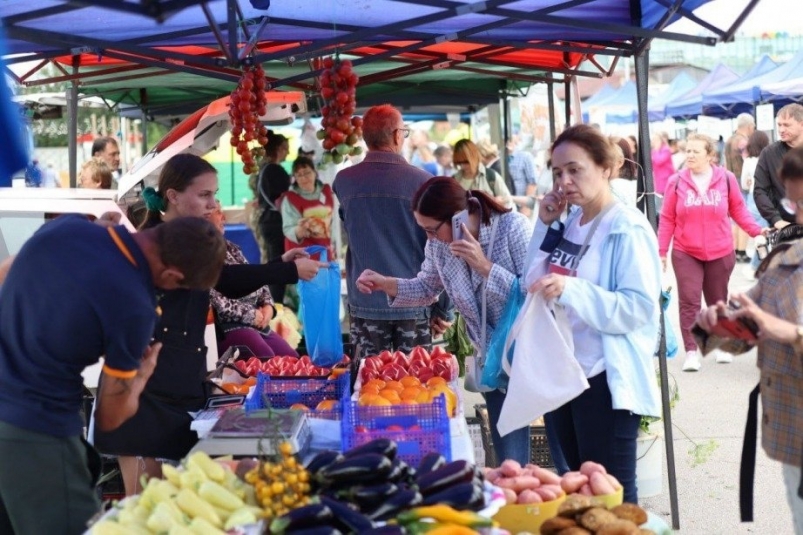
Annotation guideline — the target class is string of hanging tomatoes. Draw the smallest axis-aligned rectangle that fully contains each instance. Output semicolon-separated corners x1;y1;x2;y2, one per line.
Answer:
317;57;363;166
229;63;269;175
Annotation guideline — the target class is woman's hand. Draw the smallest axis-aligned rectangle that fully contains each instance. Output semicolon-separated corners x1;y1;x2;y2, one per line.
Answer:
660;256;667;272
449;224;492;277
730;293;799;344
295;258;327;281
257;304;273;329
760;227;772;237
282;247;310;262
253;309;265;328
528;273;566;301
538;184;567;225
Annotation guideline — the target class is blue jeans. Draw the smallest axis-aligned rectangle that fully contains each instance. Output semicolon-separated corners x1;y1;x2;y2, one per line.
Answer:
545;372;641;503
746;191;768;270
483;389;531;466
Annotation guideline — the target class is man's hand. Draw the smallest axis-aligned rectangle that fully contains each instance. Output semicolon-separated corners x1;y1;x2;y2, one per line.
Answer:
95;211;122;227
431;317;452;337
774;220;791;230
138;342;162;383
695;301;730;333
730;293;799;344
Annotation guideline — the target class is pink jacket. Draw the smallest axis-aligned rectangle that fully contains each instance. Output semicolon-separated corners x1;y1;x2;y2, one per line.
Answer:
658;166;763;261
651;145;675;195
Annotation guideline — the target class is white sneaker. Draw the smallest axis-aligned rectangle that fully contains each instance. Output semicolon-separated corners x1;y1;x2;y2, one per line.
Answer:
682;350;701;372
715;352;733;364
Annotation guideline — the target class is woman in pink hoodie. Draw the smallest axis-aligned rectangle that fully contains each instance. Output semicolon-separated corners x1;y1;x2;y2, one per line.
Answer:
658;133;767;372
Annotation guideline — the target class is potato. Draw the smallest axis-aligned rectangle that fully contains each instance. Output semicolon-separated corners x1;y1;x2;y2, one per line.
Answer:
497;475;542;493
534;486;560;502
578;507;618;531
530;465;562;486
611;503;648;525
484;468;503;483
500;459;523;477
556;527;592;535
579;483;594;496
502;487;518;505
540;516;578;535
560;471;589;494
579;460;607;478
590;471;617;496
540;484;566;498
606;473;623;490
596;519;641;535
517;489;543;504
557;495;597;518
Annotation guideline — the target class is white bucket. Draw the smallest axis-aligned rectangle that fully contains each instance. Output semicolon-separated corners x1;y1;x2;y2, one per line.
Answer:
636;433;664;498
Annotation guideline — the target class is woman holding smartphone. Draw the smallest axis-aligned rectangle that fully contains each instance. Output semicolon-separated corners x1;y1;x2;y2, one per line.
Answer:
356;176;533;464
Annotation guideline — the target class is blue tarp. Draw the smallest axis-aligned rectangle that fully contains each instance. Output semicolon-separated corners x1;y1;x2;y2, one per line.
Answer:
702;52;802;118
665;63;741;119
647;72;698;121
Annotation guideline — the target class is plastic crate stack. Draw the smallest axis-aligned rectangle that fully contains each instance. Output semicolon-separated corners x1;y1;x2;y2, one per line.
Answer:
244;371;350;420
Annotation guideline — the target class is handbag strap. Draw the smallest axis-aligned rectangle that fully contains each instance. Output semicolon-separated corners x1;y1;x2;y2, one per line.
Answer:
568;201;617;278
478;215;501;364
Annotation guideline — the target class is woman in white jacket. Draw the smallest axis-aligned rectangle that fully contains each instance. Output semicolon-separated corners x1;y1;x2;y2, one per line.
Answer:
525;125;662;503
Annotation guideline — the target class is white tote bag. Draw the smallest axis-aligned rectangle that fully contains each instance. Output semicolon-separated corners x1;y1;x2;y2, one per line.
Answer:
496;292;589;437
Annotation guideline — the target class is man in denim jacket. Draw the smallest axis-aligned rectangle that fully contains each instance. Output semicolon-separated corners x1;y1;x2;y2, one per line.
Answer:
334;104;450;359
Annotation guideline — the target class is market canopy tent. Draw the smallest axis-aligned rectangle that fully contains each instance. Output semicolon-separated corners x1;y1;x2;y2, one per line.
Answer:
761;77;803;102
664;62;741;119
646;71;697;121
702;49;803;118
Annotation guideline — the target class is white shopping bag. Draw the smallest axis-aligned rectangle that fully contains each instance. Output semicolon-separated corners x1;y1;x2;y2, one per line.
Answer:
497;292;589;437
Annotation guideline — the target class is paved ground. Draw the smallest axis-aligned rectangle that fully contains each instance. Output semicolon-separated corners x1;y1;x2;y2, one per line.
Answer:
462;259;795;534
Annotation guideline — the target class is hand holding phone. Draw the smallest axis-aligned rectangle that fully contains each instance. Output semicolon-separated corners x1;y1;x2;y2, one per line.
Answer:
452;209;469;241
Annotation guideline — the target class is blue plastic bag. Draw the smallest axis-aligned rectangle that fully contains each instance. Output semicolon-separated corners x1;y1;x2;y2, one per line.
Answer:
658;288;678;358
482;278;525;390
298;246;343;367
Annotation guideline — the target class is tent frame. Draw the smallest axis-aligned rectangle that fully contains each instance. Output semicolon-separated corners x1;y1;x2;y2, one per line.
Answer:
2;2;761;529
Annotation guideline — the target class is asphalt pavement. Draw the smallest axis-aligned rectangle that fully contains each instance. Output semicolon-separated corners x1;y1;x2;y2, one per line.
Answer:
461;257;795;534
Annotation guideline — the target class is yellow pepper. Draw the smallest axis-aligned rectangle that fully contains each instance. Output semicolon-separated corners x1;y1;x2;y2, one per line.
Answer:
397;505;494;528
176;488;223;528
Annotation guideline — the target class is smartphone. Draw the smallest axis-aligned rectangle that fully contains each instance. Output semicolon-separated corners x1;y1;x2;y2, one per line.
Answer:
452;209;469;241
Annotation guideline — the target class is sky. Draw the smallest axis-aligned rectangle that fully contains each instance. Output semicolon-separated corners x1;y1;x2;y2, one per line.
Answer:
668;0;803;36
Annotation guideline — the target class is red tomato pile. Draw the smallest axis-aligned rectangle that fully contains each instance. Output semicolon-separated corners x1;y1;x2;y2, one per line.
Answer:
317;57;362;166
228;63;269;175
234;355;350;377
359;346;454;385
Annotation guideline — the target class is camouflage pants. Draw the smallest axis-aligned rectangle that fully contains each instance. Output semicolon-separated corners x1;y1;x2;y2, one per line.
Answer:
349;317;432;360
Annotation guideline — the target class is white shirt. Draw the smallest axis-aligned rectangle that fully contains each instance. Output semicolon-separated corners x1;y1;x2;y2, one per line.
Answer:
610;178;637;206
546;209;616;377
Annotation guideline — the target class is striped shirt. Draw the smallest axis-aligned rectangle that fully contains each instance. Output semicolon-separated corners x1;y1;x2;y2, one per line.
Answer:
747;240;803;465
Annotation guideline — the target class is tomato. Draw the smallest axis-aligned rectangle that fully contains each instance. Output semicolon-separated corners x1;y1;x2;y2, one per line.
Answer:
379;363;406;382
355;425;368;433
432;359;452;380
386;425;404;432
391;351;409;369
377;351;393;364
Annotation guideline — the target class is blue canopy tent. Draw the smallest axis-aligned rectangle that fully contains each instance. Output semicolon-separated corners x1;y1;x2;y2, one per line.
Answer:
580;82;619;122
1;2;762;529
761;77;803;103
702;51;803;118
603;80;639;123
647;71;697;121
665;62;741;119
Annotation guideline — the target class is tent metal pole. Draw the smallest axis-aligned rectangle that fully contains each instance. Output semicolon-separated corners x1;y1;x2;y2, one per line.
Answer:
140;89;148;156
67;55;79;188
547;81;556;142
635;46;680;532
563;77;571;126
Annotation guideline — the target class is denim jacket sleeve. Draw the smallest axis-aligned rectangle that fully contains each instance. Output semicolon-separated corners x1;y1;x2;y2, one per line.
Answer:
558;219;660;335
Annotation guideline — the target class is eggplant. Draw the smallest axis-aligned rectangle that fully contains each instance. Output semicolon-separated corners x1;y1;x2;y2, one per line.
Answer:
421;481;485;510
416;452;446;477
387;457;415;484
270;503;333;534
346;482;399;511
319;453;393;486
305;450;344;475
415;460;474;496
344;437;397;460
319;496;374;533
285;528;343;535
359;526;406;535
366;487;423;521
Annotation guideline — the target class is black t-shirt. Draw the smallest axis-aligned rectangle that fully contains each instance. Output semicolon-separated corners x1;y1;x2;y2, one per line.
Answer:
258;163;291;208
0;215;157;437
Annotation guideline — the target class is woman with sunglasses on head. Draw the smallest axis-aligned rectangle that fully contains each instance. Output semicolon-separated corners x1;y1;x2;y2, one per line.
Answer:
355;176;533;464
452;139;513;209
658;133;769;373
281;156;335;260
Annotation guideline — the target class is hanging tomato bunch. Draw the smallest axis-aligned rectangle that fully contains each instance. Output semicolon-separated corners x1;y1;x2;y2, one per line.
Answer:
316;57;363;166
229;63;269;175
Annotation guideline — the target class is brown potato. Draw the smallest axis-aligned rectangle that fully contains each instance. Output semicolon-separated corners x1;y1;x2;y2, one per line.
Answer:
595;518;642;535
540;516;578;535
611;503;649;525
639;530;656;535
556;528;592;535
578;507;619;531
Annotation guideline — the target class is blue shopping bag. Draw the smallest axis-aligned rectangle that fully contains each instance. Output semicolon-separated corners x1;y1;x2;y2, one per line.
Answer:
482;278;525;390
659;288;678;358
298;246;343;367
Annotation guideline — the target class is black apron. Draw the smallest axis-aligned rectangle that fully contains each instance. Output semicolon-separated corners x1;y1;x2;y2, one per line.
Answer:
93;289;210;460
